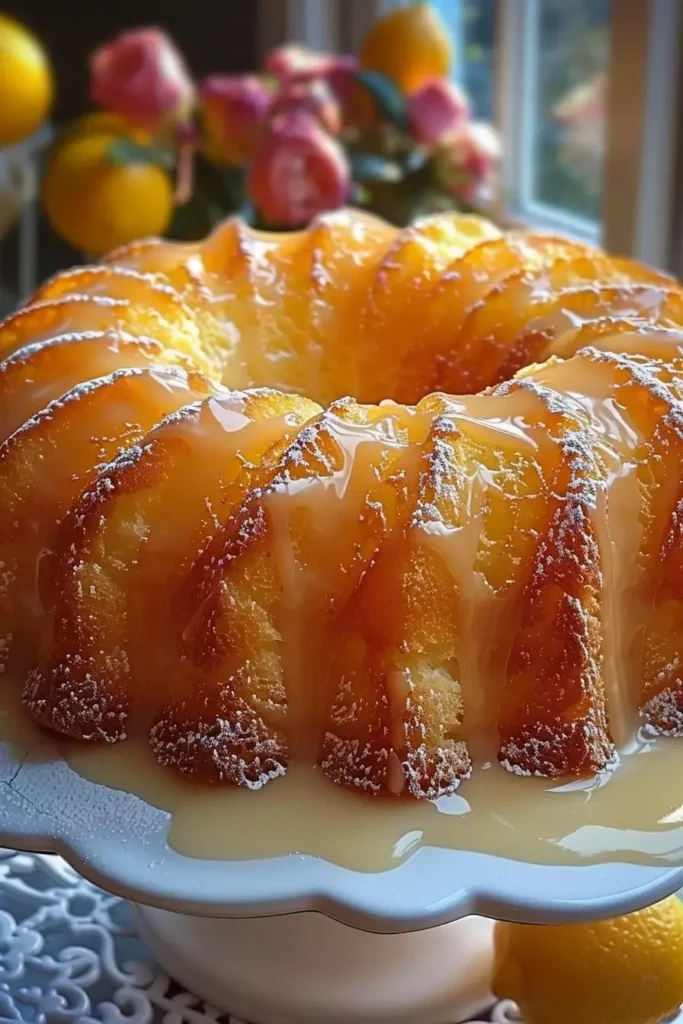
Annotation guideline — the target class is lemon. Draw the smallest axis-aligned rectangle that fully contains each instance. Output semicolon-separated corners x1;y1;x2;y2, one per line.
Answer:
359;2;452;95
43;132;173;256
493;896;683;1024
0;14;53;147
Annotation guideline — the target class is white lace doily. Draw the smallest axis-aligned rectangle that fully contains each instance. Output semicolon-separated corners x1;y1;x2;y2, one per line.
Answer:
0;848;518;1024
0;849;679;1024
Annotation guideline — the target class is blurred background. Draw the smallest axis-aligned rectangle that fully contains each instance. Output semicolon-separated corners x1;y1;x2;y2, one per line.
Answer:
0;0;680;316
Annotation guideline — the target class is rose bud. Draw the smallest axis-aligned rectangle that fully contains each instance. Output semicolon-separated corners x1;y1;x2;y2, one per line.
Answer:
200;74;271;164
264;43;357;86
89;27;194;133
407;77;470;146
248;111;350;227
434;120;501;201
269;78;342;137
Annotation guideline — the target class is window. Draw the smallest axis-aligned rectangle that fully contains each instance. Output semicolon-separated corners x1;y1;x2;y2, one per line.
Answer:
525;0;609;226
498;0;608;244
376;0;608;241
501;0;683;265
431;0;495;121
286;0;683;269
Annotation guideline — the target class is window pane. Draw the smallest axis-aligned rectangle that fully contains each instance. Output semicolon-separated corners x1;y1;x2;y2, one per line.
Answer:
531;0;610;222
430;0;495;120
460;0;495;121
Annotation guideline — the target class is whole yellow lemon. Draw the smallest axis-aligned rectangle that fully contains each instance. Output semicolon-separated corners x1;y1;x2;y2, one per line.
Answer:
0;13;53;147
493;896;683;1024
359;2;452;95
42;132;174;256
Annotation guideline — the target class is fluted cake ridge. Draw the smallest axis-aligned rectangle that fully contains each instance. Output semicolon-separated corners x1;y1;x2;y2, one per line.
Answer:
0;208;681;797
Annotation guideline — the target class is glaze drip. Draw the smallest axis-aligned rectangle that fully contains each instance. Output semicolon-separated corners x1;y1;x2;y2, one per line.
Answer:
0;208;682;799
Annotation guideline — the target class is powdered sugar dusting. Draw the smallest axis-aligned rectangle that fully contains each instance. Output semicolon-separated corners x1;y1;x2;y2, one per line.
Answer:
0;366;183;451
150;700;287;789
11;213;683;801
32;263;182;304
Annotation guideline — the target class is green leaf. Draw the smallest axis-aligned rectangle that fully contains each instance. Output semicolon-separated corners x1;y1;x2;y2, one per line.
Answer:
167;155;249;239
106;138;175;171
192;156;246;211
353;69;408;131
349;152;404;183
167;195;212;241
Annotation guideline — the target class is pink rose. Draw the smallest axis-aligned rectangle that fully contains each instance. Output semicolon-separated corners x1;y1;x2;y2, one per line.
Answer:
200;74;271;164
434;121;501;202
264;43;358;117
89;27;194;132
269;79;342;137
264;44;357;85
248;112;350;227
407;78;470;146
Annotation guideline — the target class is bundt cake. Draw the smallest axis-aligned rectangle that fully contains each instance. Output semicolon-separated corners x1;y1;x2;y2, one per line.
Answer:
3;208;683;798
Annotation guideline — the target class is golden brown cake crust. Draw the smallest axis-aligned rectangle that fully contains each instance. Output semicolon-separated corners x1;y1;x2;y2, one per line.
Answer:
2;208;682;797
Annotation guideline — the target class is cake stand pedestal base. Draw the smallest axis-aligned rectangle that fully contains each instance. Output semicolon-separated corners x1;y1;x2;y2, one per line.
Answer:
134;904;495;1024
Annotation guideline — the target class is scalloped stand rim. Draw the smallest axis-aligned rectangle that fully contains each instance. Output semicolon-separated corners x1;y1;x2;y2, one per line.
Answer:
4;737;683;1020
2;737;683;930
133;903;496;1024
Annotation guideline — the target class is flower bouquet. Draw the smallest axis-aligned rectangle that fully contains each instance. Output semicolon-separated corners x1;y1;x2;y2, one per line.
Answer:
42;2;501;255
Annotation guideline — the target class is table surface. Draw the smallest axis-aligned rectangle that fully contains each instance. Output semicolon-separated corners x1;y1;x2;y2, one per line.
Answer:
0;848;679;1024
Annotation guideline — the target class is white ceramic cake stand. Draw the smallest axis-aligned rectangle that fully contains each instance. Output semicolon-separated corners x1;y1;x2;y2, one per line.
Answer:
2;738;683;1024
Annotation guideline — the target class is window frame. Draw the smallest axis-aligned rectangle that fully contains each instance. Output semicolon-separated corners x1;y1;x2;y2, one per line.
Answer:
496;0;681;267
495;0;602;246
258;0;340;58
607;0;681;269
